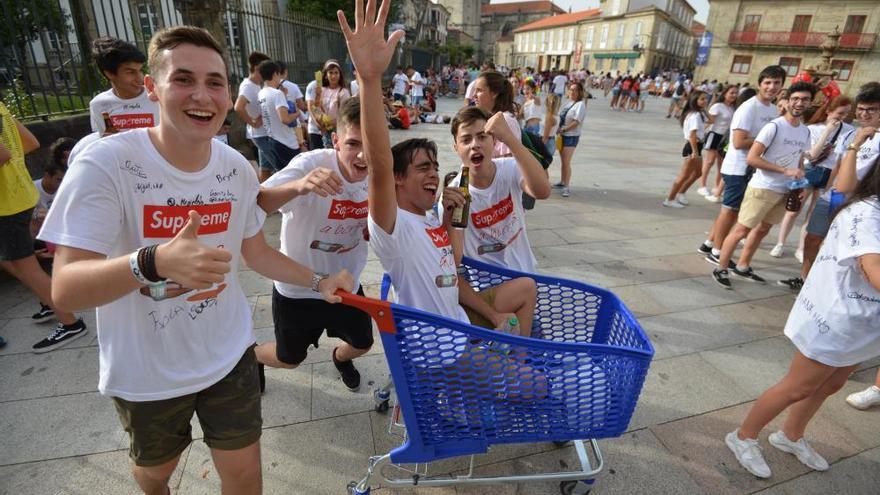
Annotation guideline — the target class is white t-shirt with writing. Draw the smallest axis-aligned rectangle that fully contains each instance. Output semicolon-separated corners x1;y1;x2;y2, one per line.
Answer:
821;130;880;201
33;178;55;211
38;129;265;402
449;158;536;272
368;208;468;323
749;117;811;194
259;86;299;150
392;73;409;95
89;89;159;134
263;149;368;299
560;100;587;137
707;103;733;136
409;72;425;97
785;199;880;366
720;96;778;176
682;112;705;141
238;77;267;139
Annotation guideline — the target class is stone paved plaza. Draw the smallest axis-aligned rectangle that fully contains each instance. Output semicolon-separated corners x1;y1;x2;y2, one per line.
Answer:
1;95;878;494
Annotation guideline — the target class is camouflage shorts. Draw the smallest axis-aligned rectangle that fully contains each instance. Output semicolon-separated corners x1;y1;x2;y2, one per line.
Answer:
112;345;262;466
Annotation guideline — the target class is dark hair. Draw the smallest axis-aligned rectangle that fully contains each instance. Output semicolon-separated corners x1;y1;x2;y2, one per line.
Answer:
679;90;707;127
808;95;854;124
758;65;786;84
714;84;738;105
258;60;281;82
477;71;514;113
787;81;817;99
855;82;880;105
248;51;270;72
322;60;346;89
92;37;146;75
568;81;585;102
735;87;757;109
275;60;287;73
49;137;75;168
391;138;438;177
148;26;227;75
450;106;492;139
337;96;361;132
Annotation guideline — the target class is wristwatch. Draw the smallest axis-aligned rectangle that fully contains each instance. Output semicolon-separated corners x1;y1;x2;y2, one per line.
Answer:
310;272;328;293
847;142;859;152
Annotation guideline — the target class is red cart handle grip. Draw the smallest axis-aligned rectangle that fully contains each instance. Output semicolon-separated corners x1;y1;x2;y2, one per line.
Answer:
335;289;396;334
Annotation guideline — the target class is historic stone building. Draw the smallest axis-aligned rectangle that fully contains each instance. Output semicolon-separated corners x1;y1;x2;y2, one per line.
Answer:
438;0;482;52
512;0;697;74
694;0;879;94
480;0;565;64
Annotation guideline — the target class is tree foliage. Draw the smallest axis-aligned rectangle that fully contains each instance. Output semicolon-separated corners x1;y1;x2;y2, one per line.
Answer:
0;0;68;51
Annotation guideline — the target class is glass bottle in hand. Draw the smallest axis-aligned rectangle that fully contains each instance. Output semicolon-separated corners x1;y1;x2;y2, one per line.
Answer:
451;166;471;229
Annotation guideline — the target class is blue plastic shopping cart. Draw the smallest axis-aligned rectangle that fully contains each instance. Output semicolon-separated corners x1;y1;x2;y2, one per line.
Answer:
338;256;654;494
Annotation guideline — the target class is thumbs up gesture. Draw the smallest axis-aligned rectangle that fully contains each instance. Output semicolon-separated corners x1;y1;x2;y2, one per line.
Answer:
155;211;233;289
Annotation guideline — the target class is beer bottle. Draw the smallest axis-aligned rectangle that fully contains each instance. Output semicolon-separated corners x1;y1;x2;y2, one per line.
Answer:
102;112;118;135
451;166;471;229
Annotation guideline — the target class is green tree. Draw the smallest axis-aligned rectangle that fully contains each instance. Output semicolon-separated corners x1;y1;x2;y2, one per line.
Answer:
0;0;68;74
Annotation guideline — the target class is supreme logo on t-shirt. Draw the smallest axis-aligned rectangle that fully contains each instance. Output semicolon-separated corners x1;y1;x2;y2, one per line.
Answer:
471;193;514;229
327;199;368;220
144;202;232;238
112;113;155;129
425;225;451;248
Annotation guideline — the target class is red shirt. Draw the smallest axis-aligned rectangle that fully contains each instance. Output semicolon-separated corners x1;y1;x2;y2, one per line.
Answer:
396;108;410;129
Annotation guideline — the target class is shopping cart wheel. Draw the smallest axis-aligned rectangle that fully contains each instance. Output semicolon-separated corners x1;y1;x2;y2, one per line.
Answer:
553;440;569;447
347;481;370;494
559;480;592;495
375;399;390;413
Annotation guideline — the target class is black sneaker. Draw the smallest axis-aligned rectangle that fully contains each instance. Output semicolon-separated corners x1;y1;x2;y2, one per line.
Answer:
777;277;804;291
258;363;266;394
31;304;54;323
713;269;732;289
698;242;713;255
731;266;767;283
333;348;361;392
32;319;87;353
705;253;736;269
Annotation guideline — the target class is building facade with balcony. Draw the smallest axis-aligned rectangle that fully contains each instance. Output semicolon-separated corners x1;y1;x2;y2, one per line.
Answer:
694;0;879;94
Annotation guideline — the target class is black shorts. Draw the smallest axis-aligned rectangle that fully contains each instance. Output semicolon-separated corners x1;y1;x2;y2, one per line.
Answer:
682;141;704;157
0;208;36;261
272;286;373;365
705;131;726;151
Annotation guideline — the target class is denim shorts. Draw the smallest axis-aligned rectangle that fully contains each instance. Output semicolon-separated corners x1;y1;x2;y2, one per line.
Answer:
721;173;747;210
806;197;832;237
561;135;580;148
252;136;276;172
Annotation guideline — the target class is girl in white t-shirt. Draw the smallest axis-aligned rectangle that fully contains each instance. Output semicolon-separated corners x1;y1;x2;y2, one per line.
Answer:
520;79;542;135
698;85;737;200
664;90;708;208
556;82;588;198
473;71;521;158
726;164;880;479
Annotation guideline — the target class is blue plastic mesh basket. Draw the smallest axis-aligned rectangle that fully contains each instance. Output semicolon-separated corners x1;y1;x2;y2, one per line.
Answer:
357;257;653;464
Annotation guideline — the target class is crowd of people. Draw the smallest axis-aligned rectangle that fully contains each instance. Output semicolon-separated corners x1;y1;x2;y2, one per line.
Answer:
0;0;878;491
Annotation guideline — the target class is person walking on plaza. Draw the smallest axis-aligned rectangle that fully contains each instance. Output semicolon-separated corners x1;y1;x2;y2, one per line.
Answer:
664;90;708;208
307;59;352;150
697;85;737;202
555;82;588;198
89;37;160;134
712;82;815;289
699;67;784;265
235;51;272;177
725;155;880;479
257;60;303;172
38;27;353;495
407;65;426;107
0;102;86;353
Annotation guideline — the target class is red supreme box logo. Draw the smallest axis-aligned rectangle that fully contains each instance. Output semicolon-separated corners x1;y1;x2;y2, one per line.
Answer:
144;202;232;238
112;113;155;129
425;226;450;248
471;193;514;229
327;199;368;220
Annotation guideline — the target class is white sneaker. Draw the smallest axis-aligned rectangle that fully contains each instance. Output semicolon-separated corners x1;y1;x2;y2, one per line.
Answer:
663;199;685;209
561;187;570;198
705;194;721;203
768;431;829;471
675;193;689;205
846;385;880;410
794;249;804;264
697;187;710;197
769;244;784;258
725;431;772;478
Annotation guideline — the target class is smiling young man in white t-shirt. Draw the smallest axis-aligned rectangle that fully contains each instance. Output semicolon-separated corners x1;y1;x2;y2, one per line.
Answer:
712;82;815;289
447;106;550;273
38;27;352;495
88;37;159;135
253;97;372;392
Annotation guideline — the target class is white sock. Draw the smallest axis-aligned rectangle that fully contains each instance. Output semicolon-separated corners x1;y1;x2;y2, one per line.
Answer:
736;264;749;272
704;240;714;248
711;248;721;256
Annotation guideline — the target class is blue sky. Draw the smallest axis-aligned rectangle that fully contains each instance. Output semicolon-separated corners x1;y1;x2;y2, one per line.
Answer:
491;0;711;23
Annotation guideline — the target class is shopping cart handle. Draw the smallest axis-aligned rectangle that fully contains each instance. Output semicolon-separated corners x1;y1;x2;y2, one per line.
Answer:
334;289;397;334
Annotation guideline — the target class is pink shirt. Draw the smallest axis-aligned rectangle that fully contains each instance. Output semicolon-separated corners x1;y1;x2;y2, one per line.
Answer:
493;112;522;157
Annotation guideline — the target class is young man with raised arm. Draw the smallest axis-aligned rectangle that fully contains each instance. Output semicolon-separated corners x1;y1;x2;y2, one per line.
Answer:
38;27;352;495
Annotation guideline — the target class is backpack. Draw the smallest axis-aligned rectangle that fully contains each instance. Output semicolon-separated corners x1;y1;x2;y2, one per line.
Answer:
520;129;553;210
675;84;685;96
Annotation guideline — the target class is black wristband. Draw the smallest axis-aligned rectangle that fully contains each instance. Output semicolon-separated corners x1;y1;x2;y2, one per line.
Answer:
142;245;166;283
